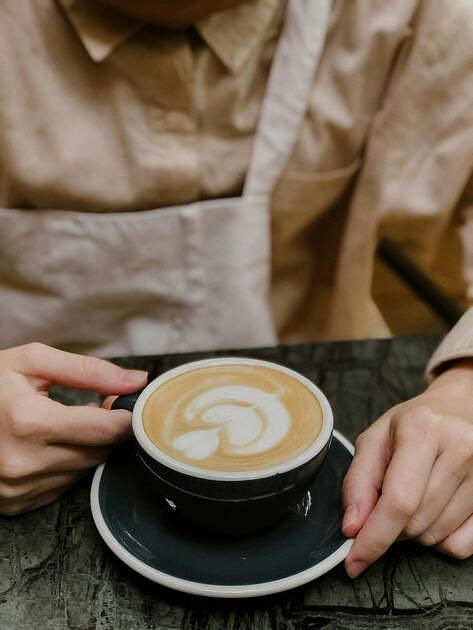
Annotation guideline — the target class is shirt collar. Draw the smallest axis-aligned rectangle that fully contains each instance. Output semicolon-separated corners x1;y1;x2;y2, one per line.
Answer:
58;0;280;72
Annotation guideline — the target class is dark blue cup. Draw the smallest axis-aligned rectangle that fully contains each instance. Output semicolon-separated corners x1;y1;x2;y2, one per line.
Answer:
113;358;333;535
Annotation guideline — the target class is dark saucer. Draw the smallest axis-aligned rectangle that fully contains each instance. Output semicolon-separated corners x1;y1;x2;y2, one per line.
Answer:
90;430;353;598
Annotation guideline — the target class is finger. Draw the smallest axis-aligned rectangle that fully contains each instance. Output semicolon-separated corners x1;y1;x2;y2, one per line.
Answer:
13;343;147;394
342;420;391;538
41;444;112;474
435;512;473;560
0;470;87;516
10;488;68;515
417;477;473;546
33;396;132;446
102;395;118;410
0;443;112;481
345;425;437;578
403;449;467;540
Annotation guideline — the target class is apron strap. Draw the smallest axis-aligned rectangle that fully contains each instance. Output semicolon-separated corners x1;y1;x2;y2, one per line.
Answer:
243;0;332;198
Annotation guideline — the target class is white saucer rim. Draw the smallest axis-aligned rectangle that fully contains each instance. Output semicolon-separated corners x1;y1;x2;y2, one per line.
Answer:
90;429;354;599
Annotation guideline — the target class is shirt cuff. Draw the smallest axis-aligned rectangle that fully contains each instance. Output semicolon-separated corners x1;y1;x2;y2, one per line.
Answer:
426;307;473;382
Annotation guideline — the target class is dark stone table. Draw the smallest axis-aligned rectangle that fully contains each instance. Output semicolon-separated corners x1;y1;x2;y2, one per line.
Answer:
2;335;473;629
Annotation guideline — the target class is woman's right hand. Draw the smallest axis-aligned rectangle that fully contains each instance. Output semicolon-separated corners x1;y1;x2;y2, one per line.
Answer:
0;343;147;516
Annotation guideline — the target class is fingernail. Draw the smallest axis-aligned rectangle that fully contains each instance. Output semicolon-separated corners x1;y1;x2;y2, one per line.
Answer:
346;560;367;579
342;504;358;532
120;370;148;386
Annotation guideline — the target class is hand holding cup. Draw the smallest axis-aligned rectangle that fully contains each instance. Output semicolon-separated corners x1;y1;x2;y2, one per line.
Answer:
0;343;147;515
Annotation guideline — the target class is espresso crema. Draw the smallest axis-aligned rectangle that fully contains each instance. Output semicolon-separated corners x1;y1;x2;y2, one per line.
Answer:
142;364;323;472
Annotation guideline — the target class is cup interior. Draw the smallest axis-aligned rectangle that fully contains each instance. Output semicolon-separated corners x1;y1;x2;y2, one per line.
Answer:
132;357;333;481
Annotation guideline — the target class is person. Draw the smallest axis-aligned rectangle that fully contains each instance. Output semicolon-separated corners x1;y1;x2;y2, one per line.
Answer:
0;0;472;580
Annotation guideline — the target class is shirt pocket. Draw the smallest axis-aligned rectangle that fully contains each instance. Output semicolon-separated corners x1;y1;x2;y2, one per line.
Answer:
271;159;360;244
271;159;360;258
269;160;361;336
272;160;360;212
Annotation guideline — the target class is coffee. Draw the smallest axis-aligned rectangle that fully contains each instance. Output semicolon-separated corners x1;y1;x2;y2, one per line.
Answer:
142;364;323;472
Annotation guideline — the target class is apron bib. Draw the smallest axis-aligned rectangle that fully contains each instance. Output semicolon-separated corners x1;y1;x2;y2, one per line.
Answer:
0;0;331;356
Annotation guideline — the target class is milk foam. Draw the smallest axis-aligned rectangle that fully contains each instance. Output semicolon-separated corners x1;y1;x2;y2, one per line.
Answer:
172;386;289;460
142;364;324;473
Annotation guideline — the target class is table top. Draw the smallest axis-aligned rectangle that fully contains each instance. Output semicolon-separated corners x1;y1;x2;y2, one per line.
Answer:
1;335;472;629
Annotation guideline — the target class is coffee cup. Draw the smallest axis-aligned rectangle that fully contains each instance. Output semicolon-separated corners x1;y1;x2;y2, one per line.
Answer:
112;357;333;535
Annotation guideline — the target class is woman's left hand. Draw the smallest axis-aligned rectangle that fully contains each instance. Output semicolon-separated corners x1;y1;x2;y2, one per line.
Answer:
342;359;473;578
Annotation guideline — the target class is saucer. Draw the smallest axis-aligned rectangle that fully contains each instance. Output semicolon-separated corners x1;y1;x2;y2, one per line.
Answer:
90;430;354;598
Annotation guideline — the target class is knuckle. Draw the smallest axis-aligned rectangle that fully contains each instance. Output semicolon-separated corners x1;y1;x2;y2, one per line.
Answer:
94;425;116;444
388;489;418;519
404;517;431;540
0;502;24;517
0;368;17;384
403;519;424;540
342;473;353;492
79;355;106;382
457;434;473;463
0;454;31;481
20;342;48;364
342;469;362;495
81;448;110;468
417;530;438;547
341;478;353;501
90;415;125;444
0;480;22;501
440;538;473;561
354;431;370;450
100;420;127;444
396;405;440;437
7;397;41;439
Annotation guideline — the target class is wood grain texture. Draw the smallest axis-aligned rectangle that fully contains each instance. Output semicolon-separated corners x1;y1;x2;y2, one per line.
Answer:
3;335;473;629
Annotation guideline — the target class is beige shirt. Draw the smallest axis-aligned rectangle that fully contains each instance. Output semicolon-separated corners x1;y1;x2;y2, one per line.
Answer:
1;0;472;374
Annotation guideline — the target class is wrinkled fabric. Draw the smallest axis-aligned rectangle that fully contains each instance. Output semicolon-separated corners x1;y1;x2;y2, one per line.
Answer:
0;0;472;360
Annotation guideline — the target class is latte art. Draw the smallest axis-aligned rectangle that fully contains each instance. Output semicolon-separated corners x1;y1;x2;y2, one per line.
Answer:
142;365;323;472
172;385;290;460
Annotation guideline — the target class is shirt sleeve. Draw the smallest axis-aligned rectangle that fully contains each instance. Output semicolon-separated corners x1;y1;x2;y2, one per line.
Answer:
426;308;473;381
426;182;473;381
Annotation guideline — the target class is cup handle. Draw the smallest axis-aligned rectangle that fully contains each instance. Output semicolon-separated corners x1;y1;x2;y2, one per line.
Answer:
111;390;144;412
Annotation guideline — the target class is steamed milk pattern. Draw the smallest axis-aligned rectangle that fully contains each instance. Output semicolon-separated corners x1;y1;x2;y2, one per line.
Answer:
142;365;323;472
172;385;290;460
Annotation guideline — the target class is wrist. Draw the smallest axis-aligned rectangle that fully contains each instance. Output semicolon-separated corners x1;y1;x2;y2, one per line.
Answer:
429;358;473;391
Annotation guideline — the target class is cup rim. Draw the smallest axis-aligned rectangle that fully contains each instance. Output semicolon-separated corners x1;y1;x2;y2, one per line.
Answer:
132;357;334;481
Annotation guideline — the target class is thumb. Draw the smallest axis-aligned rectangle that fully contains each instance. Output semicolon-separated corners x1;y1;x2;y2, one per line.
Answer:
102;395;118;410
342;418;391;538
15;343;148;395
